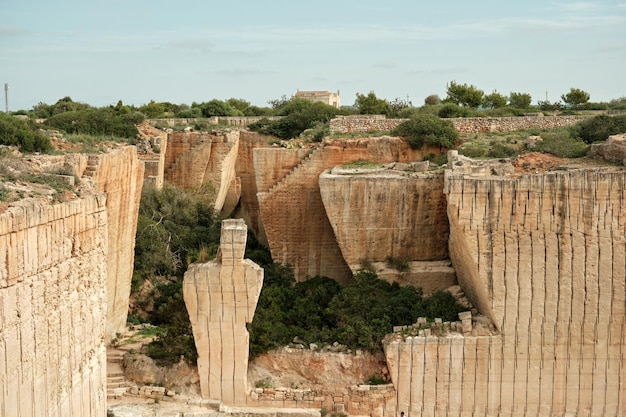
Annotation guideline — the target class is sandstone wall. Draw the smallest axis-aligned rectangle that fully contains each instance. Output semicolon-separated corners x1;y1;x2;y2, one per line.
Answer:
231;131;274;243
85;147;144;341
164;131;239;212
0;197;108;417
330;115;588;134
257;138;433;283
382;169;626;417
319;169;449;267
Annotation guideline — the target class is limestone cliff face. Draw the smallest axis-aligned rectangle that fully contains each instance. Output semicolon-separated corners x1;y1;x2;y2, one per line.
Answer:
85;147;144;341
164;130;239;212
231;131;274;243
319;168;449;265
0;197;108;417
384;167;626;417
257;137;436;283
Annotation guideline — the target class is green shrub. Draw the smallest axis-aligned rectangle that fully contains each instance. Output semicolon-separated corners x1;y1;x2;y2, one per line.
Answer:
438;103;470;118
385;257;409;272
458;144;486;158
533;131;590;158
0;113;52;153
572;115;626;144
248;99;338;139
44;108;143;139
487;143;518;158
393;115;458;149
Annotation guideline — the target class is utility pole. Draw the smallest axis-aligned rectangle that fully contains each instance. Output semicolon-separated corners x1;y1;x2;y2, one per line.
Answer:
4;83;8;113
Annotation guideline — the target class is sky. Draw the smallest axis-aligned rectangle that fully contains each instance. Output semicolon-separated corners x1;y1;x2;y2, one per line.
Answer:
1;1;625;111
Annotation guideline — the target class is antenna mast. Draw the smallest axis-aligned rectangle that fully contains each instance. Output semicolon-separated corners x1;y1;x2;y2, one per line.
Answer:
4;83;8;113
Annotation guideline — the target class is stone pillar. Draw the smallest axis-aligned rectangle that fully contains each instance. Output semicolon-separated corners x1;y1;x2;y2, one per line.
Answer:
183;219;263;404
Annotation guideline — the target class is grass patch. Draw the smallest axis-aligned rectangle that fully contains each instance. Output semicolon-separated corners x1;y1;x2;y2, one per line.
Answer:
340;159;384;169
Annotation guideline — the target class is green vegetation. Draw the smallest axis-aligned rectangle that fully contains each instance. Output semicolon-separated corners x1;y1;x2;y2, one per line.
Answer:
248;268;466;357
392;115;458;149
482;91;507;109
0;113;52;153
340;159;384;169
44;107;143;139
571;115;626;144
532;130;590;158
561;88;590;109
444;81;484;108
131;185;222;365
248;98;339;139
508;92;532;109
355;91;391;115
129;184;466;363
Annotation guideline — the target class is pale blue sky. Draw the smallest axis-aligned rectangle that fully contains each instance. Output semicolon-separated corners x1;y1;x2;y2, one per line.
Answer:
1;1;625;111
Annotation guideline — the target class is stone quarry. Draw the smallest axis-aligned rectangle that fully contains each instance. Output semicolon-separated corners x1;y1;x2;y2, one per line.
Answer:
0;117;625;417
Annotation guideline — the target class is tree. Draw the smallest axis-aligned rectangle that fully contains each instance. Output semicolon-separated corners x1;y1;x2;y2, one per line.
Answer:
445;81;484;108
561;88;590;108
483;91;508;109
199;99;243;117
139;100;165;118
248;98;338;139
424;94;441;106
392;114;458;149
387;97;412;118
226;98;251;113
508;92;532;109
354;91;390;115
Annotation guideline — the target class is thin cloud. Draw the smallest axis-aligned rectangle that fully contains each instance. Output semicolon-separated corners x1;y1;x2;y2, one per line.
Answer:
372;63;397;69
210;69;273;77
560;2;602;13
0;25;26;37
160;39;213;53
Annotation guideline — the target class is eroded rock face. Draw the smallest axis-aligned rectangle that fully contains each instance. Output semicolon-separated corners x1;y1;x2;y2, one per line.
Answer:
85;147;145;341
164;130;239;212
588;133;626;165
320;168;448;261
257;137;438;283
183;219;263;404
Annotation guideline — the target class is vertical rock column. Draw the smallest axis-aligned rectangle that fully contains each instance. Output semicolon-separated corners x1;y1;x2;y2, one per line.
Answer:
183;219;263;404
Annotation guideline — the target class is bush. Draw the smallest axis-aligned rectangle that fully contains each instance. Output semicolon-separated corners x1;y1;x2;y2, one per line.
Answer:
487;143;518;158
392;115;458;149
533;131;590;158
438;103;471;118
44;108;143;139
0;113;52;153
458;144;486;158
249;268;467;356
572;115;626;144
248;99;338;139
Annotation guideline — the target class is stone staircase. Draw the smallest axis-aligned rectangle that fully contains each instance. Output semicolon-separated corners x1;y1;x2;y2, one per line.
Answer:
266;148;319;194
106;348;131;400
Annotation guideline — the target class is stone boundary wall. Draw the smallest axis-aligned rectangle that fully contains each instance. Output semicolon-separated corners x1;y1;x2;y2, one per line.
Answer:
248;384;396;417
0;197;109;417
329;115;588;134
148;116;284;128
